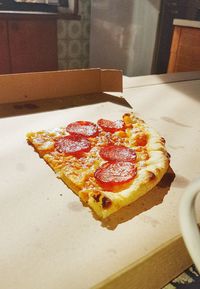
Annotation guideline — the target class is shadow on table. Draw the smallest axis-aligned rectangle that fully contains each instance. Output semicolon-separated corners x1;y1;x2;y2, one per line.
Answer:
0;93;131;118
98;166;175;230
162;77;200;103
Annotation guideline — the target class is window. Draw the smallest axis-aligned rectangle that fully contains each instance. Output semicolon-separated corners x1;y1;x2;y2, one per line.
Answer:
0;0;69;12
14;1;60;4
14;0;59;4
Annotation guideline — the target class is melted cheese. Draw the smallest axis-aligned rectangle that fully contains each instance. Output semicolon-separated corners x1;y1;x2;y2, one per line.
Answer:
27;113;170;218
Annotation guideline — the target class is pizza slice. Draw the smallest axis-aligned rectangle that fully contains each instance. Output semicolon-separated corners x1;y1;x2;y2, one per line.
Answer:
27;113;170;218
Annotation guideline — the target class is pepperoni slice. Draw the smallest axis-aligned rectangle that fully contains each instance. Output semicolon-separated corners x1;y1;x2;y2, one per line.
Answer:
94;161;137;190
54;135;91;156
99;145;136;162
66;121;98;137
97;119;125;133
135;134;148;146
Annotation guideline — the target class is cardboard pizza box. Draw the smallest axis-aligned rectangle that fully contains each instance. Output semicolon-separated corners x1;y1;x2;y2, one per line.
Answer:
0;68;122;104
0;68;200;289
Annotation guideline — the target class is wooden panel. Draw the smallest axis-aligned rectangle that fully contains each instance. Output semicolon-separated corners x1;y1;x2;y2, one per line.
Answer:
8;19;57;73
167;26;181;73
175;61;200;73
168;26;200;73
175;27;200;72
0;20;10;74
180;27;200;45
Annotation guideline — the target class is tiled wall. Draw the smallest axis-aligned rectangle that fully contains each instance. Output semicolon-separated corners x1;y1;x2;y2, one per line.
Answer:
57;0;91;70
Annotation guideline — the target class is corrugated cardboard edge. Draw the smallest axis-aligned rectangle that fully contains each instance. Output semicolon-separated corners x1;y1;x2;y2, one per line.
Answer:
92;235;192;289
101;69;122;92
0;68;122;104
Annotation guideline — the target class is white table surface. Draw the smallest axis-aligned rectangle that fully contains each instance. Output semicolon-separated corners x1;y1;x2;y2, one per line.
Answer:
0;71;200;289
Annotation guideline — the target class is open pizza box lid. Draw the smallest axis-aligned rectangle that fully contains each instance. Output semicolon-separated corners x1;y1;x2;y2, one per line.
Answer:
0;68;122;104
1;68;199;289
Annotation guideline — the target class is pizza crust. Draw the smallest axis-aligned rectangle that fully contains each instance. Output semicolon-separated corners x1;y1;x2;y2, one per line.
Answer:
79;146;169;218
27;112;170;219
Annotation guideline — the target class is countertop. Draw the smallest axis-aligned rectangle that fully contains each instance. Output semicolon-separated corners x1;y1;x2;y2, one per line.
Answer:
173;18;200;29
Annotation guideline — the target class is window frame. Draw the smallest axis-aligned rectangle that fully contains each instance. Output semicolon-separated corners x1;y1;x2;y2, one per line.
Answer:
0;0;70;13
